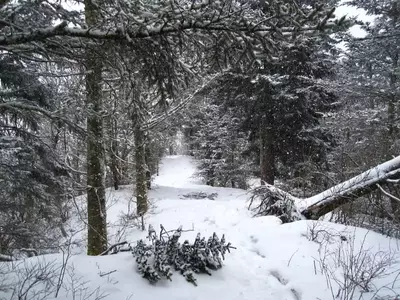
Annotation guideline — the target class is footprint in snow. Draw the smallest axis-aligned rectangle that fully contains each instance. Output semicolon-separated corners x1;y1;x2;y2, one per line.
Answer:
250;248;265;258
203;217;216;225
269;270;289;286
250;235;259;243
290;288;302;300
269;270;302;300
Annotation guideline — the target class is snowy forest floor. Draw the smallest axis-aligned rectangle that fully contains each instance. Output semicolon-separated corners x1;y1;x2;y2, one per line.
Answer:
2;156;400;300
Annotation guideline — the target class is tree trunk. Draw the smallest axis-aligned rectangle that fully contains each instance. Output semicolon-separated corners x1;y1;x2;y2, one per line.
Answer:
145;144;152;190
250;156;400;221
85;0;107;256
135;126;148;218
388;52;398;136
260;117;275;185
387;18;398;214
73;141;81;184
110;117;120;190
302;156;400;219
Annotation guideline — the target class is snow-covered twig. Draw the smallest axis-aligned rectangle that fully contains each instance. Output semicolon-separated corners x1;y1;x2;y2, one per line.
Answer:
99;241;128;256
287;248;299;267
99;270;117;277
377;184;400;203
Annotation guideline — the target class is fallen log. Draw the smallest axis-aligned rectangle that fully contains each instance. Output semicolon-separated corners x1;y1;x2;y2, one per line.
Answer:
0;254;13;261
249;156;400;221
301;155;400;219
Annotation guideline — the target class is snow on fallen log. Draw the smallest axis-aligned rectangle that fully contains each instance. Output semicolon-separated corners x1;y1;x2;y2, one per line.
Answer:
301;155;400;219
249;156;400;221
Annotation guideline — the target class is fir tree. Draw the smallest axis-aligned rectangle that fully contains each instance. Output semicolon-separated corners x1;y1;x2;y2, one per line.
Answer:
0;55;70;255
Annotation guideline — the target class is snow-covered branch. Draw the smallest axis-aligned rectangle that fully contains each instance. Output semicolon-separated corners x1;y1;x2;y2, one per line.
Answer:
376;184;400;203
0;102;86;135
0;21;342;46
0;6;345;47
144;73;222;130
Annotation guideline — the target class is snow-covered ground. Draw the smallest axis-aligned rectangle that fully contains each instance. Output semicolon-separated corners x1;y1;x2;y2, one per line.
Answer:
2;156;400;300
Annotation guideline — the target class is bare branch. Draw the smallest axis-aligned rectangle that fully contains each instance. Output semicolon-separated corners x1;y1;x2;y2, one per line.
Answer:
99;241;128;256
377;184;400;203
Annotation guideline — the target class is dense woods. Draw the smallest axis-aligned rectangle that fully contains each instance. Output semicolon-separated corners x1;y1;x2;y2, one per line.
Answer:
1;0;399;265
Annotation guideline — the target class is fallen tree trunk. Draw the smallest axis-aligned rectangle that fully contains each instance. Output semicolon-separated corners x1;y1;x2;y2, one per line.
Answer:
249;156;400;221
0;254;13;261
302;155;400;220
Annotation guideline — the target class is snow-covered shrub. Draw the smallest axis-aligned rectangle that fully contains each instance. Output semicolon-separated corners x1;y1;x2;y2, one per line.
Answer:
248;185;302;223
132;225;235;286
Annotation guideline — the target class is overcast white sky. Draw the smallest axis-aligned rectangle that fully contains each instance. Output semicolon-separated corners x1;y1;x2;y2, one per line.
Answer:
335;2;376;37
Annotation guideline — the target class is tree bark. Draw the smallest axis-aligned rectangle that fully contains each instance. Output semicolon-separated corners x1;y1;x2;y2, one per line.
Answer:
85;0;107;256
260;117;275;185
135;126;148;217
387;9;399;214
73;141;81;184
145;144;152;190
110;117;120;190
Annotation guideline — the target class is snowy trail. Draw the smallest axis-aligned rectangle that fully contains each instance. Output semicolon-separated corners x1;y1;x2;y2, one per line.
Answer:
3;156;400;300
153;155;201;187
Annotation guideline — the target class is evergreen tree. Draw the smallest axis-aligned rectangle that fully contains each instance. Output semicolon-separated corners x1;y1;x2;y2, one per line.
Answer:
345;0;400;155
193;34;339;187
323;0;400;234
187;103;251;188
0;55;70;255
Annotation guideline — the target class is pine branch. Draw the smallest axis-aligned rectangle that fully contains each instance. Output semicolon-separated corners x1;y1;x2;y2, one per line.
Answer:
353;33;400;41
0;102;86;135
144;73;222;130
0;19;343;47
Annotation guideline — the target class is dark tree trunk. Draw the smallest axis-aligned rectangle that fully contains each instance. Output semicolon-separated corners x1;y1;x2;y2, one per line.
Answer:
146;169;151;190
135;126;148;217
110;118;120;190
387;15;399;214
73;143;81;184
145;139;153;189
206;164;215;186
85;0;107;256
388;52;398;136
260;117;275;185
